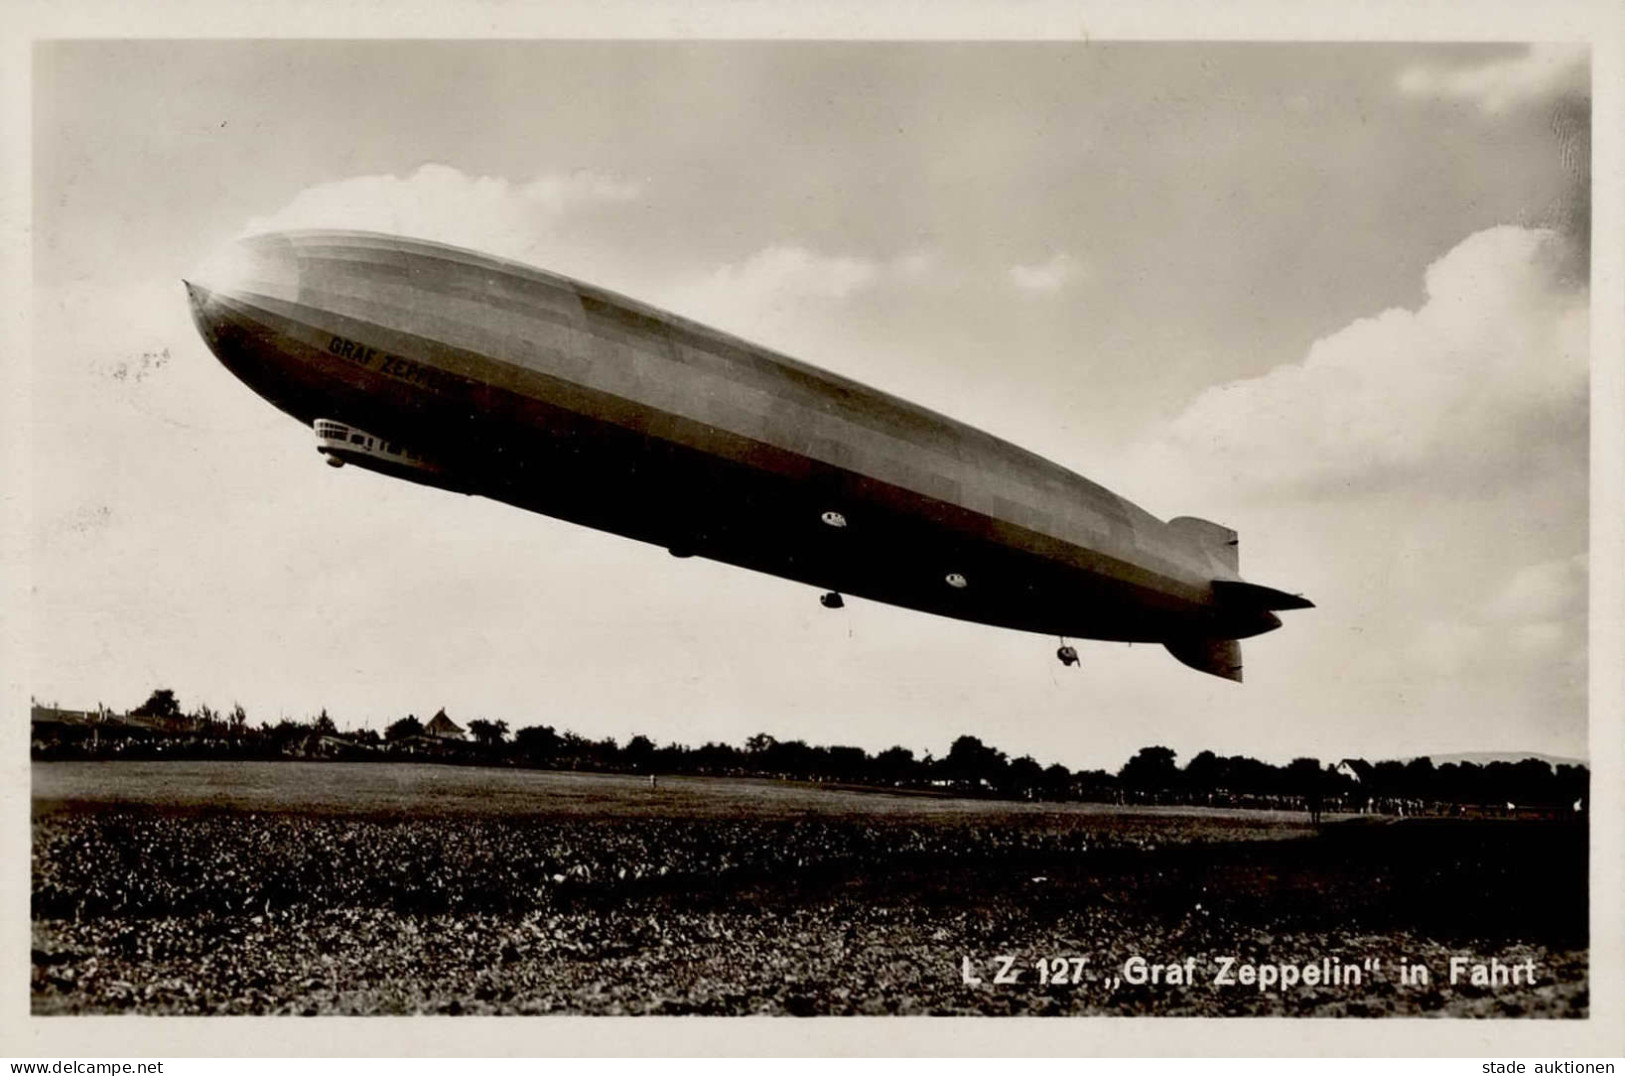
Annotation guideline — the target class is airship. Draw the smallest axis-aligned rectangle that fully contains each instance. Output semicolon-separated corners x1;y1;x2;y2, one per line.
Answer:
184;230;1310;680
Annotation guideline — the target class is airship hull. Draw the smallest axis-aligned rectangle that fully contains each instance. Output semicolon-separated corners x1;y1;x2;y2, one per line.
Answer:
186;230;1305;675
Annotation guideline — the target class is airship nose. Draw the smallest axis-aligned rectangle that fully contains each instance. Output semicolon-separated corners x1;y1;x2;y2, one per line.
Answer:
188;231;303;306
182;278;221;342
184;231;303;349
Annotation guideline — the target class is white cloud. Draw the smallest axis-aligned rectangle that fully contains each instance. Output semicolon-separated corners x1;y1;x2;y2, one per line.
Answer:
689;245;880;303
1008;252;1079;293
1483;553;1588;680
1111;227;1588;752
653;245;931;331
1132;226;1587;501
1397;45;1588;113
893;250;937;281
243;167;939;345
1486;553;1588;625
238;163;942;385
241;163;641;262
1415;552;1587;676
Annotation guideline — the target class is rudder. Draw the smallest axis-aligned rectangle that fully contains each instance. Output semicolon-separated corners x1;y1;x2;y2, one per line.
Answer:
1167;516;1239;575
1164;637;1244;682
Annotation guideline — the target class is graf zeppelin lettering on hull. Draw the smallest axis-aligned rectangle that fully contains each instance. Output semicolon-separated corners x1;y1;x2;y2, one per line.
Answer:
184;230;1312;680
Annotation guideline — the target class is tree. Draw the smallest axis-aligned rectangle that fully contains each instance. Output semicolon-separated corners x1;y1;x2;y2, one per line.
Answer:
1119;745;1179;791
745;733;777;755
386;714;424;741
625;734;657;771
1509;758;1554;805
263;718;308;752
1287;756;1325;822
313;708;337;735
761;738;814;778
874;745;917;784
229;703;248;736
193;703;220;734
692;740;738;774
826;745;870;782
1402;756;1436;798
513;724;561;764
1371;760;1406;800
466;718;510;749
1184;750;1224;793
1006;755;1045;798
1555;763;1588;812
944;735;1007;789
132;688;182;720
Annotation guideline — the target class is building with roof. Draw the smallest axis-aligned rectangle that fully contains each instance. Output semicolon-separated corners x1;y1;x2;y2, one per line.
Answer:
423;708;465;741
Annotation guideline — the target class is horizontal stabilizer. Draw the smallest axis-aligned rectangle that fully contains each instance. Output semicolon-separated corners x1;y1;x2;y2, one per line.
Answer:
1164;637;1244;682
1212;579;1315;611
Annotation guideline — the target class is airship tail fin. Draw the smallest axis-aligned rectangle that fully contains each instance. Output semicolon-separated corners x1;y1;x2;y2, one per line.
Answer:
1167;516;1239;574
1211;580;1315;610
1163;637;1244;682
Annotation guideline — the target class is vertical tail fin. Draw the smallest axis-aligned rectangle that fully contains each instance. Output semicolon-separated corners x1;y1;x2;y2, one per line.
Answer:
1168;516;1239;575
1163;637;1244;682
1162;517;1310;681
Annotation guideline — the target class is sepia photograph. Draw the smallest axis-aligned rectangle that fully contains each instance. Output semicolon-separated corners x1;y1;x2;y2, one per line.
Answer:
7;6;1621;1057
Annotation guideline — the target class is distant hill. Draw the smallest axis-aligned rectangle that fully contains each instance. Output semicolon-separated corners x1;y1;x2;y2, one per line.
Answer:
1420;751;1586;768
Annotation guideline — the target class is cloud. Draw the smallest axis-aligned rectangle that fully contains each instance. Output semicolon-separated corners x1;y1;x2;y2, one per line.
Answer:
1485;553;1588;626
241;163;641;261
240;163;938;369
687;245;880;303
1397;45;1588;113
654;245;932;329
1394;47;1592;282
1117;227;1589;749
1008;252;1079;293
1416;552;1587;675
1132;226;1587;502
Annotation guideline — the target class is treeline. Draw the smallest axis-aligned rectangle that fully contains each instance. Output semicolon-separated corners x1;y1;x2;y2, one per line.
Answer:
31;688;1589;814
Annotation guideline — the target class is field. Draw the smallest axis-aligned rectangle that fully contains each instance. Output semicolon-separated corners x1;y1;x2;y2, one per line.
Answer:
32;761;1587;1016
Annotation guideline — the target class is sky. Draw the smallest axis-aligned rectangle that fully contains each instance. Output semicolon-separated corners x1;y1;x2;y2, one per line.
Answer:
27;40;1594;770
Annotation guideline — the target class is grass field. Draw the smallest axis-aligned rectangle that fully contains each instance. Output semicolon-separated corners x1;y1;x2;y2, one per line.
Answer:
32;761;1587;1017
